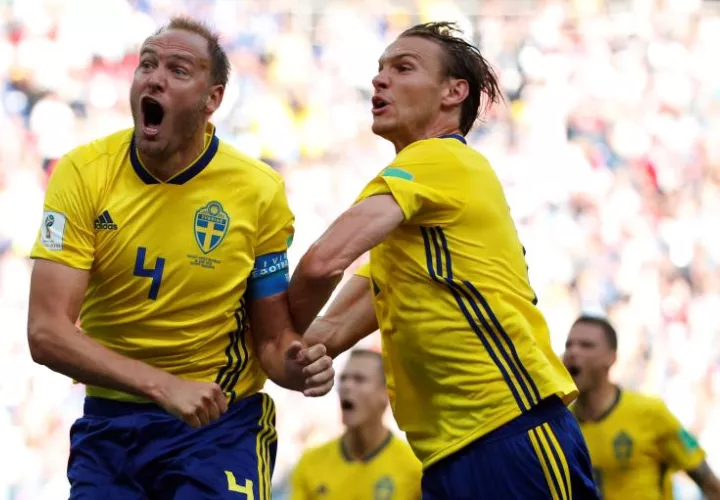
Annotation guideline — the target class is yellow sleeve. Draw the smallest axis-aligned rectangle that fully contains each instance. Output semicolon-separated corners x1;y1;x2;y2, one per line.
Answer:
354;262;371;279
290;454;311;500
654;400;706;472
354;140;467;226
29;154;96;270
256;179;295;257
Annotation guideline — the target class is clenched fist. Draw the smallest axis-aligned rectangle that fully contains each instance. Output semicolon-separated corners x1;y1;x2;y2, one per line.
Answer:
154;376;228;428
285;341;335;397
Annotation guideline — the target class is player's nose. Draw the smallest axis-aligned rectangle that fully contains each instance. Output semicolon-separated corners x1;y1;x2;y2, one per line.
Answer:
372;71;389;90
145;68;167;93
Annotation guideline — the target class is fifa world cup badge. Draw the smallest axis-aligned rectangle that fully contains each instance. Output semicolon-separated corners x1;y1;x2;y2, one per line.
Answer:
45;214;55;239
40;211;66;251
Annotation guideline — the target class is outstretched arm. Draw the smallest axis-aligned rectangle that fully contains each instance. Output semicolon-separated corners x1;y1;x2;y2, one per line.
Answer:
303;273;379;358
289;194;404;328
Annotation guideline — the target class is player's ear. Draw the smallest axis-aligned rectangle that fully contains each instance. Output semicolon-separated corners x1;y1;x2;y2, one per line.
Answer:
607;350;617;368
441;78;469;108
204;84;225;115
378;383;389;407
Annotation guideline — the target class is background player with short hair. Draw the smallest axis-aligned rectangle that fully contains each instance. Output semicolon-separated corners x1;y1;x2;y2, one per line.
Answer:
563;315;720;500
289;22;598;499
27;17;334;500
291;348;422;500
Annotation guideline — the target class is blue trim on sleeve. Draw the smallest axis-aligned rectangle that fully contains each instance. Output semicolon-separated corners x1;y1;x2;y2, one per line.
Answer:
247;251;289;300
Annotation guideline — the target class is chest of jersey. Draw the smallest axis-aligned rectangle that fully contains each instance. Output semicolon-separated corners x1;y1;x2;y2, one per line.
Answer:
87;167;258;314
581;415;666;499
582;419;659;470
306;459;413;500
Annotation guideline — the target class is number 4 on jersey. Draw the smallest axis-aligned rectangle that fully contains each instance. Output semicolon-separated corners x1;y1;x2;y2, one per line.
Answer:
133;247;165;300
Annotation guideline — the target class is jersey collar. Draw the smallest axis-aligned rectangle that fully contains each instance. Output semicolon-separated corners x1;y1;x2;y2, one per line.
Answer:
340;431;393;463
573;387;622;423
130;123;219;185
439;133;467;144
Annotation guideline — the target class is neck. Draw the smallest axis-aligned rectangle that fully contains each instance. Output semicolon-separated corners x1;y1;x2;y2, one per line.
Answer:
140;126;207;182
389;123;463;153
342;421;389;461
575;379;619;421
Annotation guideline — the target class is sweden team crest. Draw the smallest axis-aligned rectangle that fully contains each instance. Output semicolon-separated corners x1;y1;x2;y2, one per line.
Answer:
374;476;394;500
194;201;230;254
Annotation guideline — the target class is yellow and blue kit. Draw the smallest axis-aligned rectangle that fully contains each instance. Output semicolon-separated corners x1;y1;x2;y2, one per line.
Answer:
353;134;598;499
31;124;292;499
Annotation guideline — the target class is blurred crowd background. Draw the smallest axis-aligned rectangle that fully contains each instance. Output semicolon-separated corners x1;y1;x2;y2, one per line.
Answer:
1;0;720;498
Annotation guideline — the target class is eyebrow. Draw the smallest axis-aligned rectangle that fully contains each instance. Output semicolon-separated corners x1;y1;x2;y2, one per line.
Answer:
378;51;421;66
140;48;200;67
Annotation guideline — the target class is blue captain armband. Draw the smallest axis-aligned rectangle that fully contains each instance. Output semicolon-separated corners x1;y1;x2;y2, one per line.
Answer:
247;251;290;300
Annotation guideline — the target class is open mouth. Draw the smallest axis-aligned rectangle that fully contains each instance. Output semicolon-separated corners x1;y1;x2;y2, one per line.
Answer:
567;366;581;377
340;399;355;411
371;96;389;111
141;96;165;136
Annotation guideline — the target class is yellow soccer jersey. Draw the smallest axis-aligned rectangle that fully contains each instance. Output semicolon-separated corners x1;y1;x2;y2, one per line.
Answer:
291;433;422;500
574;389;706;500
30;124;294;403
353;134;577;468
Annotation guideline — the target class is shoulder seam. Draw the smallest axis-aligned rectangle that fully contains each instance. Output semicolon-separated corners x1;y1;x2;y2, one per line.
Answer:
66;134;132;170
215;148;284;186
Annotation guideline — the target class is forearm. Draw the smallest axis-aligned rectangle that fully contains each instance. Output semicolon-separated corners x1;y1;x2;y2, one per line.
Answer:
304;316;369;359
288;195;404;334
256;329;305;391
305;301;378;359
28;320;173;401
301;274;378;358
702;478;720;500
688;461;720;500
288;259;343;334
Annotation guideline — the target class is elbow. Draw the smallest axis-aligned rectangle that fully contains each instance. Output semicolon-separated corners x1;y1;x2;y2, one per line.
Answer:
300;244;346;282
27;319;58;366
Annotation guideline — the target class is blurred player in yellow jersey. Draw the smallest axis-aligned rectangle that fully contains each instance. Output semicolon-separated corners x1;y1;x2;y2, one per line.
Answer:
26;17;335;500
291;348;422;500
289;22;598;499
564;316;720;500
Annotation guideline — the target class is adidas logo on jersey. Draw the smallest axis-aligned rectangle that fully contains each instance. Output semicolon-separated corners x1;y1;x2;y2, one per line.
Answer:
94;210;118;231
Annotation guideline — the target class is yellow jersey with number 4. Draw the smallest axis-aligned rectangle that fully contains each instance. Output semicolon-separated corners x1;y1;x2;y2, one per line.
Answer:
30;125;294;403
291;434;422;500
574;389;706;500
353;135;577;468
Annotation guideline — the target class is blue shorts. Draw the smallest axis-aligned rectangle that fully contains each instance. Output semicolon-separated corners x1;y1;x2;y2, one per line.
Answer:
67;392;277;500
421;397;599;500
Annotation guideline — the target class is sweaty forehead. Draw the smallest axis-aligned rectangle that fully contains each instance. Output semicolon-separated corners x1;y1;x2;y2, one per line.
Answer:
379;36;442;65
142;29;210;63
